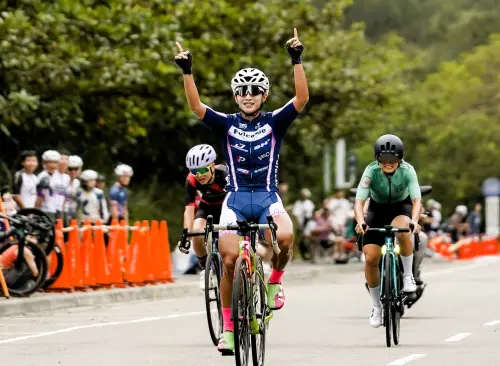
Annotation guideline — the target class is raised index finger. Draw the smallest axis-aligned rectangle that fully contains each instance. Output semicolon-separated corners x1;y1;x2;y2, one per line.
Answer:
175;42;184;52
294;28;298;39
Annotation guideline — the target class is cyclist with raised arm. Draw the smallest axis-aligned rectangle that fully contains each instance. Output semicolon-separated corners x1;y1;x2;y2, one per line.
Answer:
183;144;228;290
175;28;309;354
354;134;422;328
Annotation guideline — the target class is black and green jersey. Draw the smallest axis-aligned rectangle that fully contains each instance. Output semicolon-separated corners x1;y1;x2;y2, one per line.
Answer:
355;161;421;204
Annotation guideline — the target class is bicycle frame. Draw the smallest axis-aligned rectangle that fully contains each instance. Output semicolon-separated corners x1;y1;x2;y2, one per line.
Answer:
379;231;400;302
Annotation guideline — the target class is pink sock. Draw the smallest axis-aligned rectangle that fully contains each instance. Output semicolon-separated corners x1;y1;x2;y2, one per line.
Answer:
269;268;285;284
222;307;234;332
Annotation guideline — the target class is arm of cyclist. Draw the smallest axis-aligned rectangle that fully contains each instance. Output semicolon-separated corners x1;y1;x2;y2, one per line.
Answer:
183;177;198;233
407;166;422;233
286;28;309;112
174;42;206;119
354;168;373;234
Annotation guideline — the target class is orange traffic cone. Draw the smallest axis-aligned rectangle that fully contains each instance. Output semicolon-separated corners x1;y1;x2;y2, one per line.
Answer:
108;222;126;288
94;220;110;287
47;219;74;292
160;221;174;282
125;222;142;285
141;221;154;283
80;220;95;289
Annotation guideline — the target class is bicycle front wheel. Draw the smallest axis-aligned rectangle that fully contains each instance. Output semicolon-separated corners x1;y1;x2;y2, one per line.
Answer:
205;252;222;346
251;256;266;366
233;256;250;366
392;257;402;345
384;253;392;348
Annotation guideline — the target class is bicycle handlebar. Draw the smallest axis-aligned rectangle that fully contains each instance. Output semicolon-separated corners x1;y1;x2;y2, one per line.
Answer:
0;213;53;232
360;224;420;250
178;215;280;255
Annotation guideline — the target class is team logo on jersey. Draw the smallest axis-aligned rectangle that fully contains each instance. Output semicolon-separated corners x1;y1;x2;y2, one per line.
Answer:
231;143;248;152
255;122;261;129
229;124;272;142
237;168;250;175
238;123;248;129
361;177;371;189
254;138;270;150
258;152;270;160
236;156;246;162
254;166;268;174
395;184;404;192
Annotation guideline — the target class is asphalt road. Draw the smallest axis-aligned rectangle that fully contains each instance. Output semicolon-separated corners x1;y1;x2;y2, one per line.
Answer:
1;256;499;366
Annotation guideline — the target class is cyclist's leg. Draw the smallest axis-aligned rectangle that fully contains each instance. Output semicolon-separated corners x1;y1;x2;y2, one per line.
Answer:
216;193;246;352
392;205;416;292
259;192;293;310
192;206;209;267
413;231;428;284
362;200;386;327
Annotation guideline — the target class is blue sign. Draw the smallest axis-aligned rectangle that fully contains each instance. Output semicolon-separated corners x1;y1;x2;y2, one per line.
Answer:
482;178;500;197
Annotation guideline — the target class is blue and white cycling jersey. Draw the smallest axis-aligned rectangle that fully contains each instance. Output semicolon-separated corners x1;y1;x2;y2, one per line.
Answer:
202;100;299;193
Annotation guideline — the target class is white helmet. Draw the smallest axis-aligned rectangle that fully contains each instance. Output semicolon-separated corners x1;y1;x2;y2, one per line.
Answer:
186;144;216;169
114;164;134;177
80;169;98;181
231;68;270;95
456;205;468;216
68;155;83;168
42;150;61;162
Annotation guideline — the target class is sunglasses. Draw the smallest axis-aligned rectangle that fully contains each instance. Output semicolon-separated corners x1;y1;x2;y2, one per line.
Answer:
68;167;79;171
190;164;213;176
377;154;400;164
234;85;265;97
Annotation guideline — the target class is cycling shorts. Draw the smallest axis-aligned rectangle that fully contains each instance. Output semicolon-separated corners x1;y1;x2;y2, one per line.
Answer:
195;202;222;223
219;191;291;236
359;196;412;246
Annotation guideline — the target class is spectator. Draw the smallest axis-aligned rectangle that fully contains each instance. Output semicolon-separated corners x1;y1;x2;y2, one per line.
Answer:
12;150;39;209
64;155;83;226
305;206;344;264
76;170;109;224
467;203;482;235
58;149;70;174
36;150;66;222
96;174;106;191
292;188;315;260
326;189;353;231
109;164;133;224
445;205;470;243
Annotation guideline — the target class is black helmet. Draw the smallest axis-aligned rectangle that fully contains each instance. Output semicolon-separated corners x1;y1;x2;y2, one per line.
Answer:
374;134;404;160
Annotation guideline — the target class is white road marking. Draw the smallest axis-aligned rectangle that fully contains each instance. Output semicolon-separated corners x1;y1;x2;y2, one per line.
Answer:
444;333;472;342
387;353;427;365
0;311;205;345
484;320;500;326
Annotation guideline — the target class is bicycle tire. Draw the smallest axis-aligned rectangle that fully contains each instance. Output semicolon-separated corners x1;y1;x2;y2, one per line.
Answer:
392;256;401;345
233;256;250;366
384;253;392;347
41;243;64;289
7;242;48;297
205;252;222;346
251;256;266;366
16;208;56;255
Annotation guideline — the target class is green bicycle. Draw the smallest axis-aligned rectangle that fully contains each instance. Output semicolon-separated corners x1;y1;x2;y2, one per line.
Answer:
365;224;418;347
205;215;280;366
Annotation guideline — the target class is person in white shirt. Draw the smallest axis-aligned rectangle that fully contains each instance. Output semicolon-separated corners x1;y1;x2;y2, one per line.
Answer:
327;189;353;235
35;150;68;222
12;150;39;209
292;188;315;260
76;170;109;224
64;155;83;226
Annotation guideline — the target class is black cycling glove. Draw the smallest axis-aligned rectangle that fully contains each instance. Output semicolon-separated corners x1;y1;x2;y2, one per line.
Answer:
175;52;193;75
286;44;304;65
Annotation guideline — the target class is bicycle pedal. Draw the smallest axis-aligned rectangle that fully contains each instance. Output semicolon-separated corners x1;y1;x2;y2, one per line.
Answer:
219;349;235;357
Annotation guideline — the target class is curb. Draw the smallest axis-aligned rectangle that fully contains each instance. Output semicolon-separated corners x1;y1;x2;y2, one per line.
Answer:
0;265;340;317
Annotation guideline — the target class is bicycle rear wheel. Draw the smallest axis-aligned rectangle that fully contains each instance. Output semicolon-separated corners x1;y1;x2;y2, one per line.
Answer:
233;256;250;366
383;253;392;347
251;256;266;366
205;252;222;346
